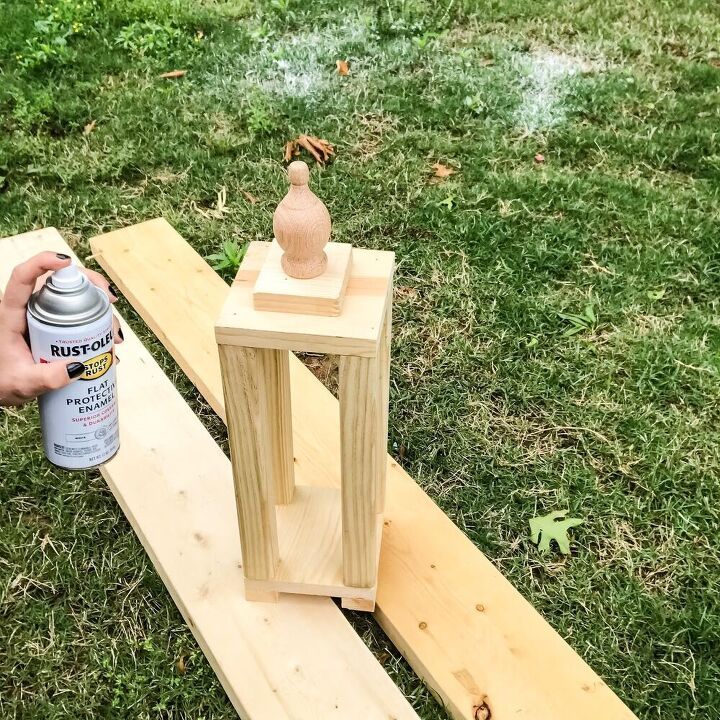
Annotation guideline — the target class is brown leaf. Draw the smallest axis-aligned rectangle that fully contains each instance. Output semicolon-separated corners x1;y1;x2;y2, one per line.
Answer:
83;120;97;136
710;58;720;68
480;57;495;67
430;162;457;180
534;153;545;163
159;69;187;79
242;190;258;204
283;135;335;165
336;59;350;76
176;655;186;674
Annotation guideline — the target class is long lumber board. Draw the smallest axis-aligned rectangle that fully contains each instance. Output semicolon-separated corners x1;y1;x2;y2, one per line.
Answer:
0;228;418;720
92;219;639;720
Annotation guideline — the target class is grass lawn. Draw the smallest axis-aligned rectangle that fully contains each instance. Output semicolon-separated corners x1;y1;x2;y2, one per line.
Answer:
2;0;720;717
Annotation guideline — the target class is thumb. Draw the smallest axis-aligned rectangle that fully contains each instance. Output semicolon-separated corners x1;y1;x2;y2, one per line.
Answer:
23;360;86;397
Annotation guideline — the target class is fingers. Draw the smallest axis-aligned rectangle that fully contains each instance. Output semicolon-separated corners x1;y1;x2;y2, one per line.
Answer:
13;360;86;402
83;268;118;303
1;252;72;332
112;316;124;344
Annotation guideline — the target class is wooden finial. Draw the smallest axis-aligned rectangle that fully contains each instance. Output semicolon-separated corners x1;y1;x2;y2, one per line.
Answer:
273;160;330;279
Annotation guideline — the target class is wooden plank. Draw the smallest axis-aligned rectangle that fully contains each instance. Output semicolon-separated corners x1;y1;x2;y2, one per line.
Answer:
253;240;353;316
216;242;394;356
1;227;418;720
218;345;280;582
339;354;381;590
92;219;640;720
90;218;229;421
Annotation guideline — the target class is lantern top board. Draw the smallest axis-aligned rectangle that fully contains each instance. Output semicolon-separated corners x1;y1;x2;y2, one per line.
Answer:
216;241;394;356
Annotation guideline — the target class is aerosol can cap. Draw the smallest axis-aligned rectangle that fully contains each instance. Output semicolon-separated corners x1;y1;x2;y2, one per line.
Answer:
50;263;84;290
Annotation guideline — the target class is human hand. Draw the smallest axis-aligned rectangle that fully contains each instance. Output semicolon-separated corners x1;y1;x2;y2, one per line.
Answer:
0;252;123;406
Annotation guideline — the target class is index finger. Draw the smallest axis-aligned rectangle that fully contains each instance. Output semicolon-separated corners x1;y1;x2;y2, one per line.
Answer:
0;252;72;332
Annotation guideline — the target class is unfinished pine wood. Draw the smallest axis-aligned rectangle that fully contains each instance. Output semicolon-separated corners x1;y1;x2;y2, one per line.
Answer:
90;218;229;420
0;228;419;720
339;354;380;590
263;347;294;505
375;288;392;514
253;240;352;316
216;242;394;356
223;239;387;605
218;345;280;582
92;220;640;720
244;486;379;603
342;597;377;612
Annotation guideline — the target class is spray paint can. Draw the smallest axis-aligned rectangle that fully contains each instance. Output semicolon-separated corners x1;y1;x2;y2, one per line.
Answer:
27;264;119;470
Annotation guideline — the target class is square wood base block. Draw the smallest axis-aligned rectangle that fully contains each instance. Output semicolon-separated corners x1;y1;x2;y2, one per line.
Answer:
253;241;353;316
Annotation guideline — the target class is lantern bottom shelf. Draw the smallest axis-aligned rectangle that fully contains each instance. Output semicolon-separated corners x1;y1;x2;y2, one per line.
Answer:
243;485;382;609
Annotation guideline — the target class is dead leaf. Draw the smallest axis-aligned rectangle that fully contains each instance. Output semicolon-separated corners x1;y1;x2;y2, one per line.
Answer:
283;134;335;165
176;655;186;674
242;190;258;204
336;59;350;76
534;153;545;163
159;69;187;79
83;120;97;136
215;186;227;215
395;286;419;302
283;140;296;163
480;57;495;67
430;162;457;181
710;58;720;68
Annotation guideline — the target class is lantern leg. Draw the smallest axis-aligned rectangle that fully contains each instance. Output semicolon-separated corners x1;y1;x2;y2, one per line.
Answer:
265;348;295;505
339;353;382;594
375;295;392;514
218;345;294;596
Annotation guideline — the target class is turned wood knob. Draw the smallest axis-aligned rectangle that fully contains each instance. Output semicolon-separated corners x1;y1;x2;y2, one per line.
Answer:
273;161;331;279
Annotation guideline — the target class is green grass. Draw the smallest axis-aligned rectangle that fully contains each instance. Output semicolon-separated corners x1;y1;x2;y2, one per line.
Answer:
2;0;720;717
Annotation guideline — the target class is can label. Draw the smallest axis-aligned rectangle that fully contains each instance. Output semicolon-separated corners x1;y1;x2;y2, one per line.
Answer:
27;310;119;469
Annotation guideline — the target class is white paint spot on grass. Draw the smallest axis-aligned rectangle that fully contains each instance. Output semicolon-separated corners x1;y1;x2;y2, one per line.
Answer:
274;58;321;97
244;17;374;102
514;49;602;132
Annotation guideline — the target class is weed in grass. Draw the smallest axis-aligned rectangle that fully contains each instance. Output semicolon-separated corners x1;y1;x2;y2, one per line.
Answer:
207;238;248;274
115;20;192;60
15;0;95;69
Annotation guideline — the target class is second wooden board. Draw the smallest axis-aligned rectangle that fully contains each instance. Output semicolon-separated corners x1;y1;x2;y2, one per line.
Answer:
92;218;639;720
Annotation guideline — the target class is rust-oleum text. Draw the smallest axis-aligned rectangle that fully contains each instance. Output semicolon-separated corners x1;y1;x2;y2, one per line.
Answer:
50;331;113;357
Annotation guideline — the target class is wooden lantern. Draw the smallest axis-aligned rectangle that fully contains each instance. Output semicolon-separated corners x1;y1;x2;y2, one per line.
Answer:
215;161;393;611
